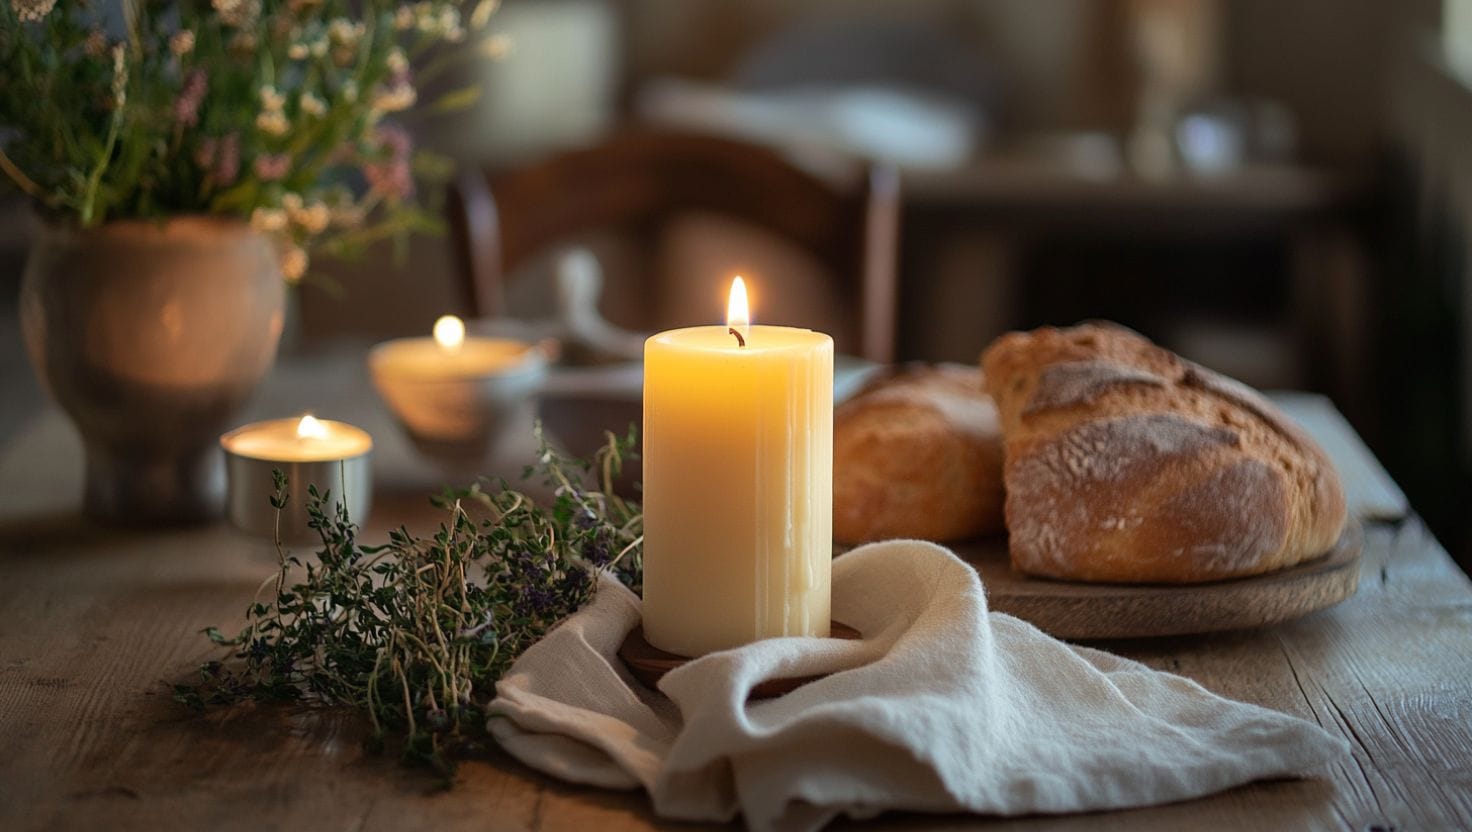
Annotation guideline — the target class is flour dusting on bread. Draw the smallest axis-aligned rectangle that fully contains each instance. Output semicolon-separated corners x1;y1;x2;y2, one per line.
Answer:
863;385;1000;441
982;323;1346;583
1005;414;1253;578
834;364;1005;544
1024;360;1170;415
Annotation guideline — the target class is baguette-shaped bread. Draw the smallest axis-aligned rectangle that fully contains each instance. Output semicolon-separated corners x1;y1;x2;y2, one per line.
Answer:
834;364;1005;545
981;323;1346;583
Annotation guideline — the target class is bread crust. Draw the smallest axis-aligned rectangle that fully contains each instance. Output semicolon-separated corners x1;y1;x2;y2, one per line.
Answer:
833;364;1005;545
981;323;1347;583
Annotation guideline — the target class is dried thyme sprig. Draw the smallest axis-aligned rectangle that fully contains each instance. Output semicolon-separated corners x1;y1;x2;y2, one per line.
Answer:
175;424;642;775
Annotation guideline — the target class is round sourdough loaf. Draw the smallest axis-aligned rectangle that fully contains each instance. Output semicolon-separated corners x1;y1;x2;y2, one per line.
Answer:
833;364;1005;545
980;323;1346;583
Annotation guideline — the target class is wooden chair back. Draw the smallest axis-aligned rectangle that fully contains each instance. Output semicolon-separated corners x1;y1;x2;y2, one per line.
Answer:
447;128;900;362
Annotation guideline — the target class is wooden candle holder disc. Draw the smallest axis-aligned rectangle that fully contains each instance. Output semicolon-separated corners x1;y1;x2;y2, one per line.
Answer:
618;621;861;700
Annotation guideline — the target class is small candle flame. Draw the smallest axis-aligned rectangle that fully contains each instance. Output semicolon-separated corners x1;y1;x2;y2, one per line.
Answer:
297;414;328;440
726;276;750;343
433;314;466;351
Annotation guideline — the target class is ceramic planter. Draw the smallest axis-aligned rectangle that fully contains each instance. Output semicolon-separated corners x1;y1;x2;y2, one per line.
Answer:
19;217;286;525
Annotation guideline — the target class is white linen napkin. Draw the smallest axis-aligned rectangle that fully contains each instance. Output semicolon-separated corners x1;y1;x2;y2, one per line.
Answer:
487;541;1348;831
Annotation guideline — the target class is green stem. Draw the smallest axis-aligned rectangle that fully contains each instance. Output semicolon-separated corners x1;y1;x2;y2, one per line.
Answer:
81;99;124;226
0;148;44;201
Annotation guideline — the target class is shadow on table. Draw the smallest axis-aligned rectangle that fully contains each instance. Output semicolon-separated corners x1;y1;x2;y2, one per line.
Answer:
827;777;1340;830
123;693;692;830
0;508;147;557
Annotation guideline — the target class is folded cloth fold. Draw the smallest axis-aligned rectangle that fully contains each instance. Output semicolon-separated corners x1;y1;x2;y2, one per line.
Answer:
487;541;1347;832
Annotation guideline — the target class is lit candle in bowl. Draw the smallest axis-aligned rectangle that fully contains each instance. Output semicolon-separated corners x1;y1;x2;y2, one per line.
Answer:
369;315;551;466
641;277;834;656
221;415;373;540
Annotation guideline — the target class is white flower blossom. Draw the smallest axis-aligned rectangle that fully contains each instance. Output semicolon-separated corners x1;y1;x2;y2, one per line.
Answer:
12;0;58;23
310;37;328;58
258;85;287;112
479;33;512;59
370;83;417;114
386;47;408;75
470;0;499;31
255;109;290;137
110;44;128;107
289;200;331;234
170;31;196;56
408;1;457;37
327;18;365;45
211;0;261;28
250;207;289;232
394;5;416;31
288;42;309;60
299;92;326;117
434;6;460;34
341;79;358;104
280;246;309;283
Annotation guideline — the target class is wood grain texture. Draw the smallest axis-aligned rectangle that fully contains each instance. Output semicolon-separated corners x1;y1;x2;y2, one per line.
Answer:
955;522;1362;639
1;344;1470;832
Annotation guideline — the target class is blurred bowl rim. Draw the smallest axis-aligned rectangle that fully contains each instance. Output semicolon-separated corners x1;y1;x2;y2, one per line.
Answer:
366;336;553;384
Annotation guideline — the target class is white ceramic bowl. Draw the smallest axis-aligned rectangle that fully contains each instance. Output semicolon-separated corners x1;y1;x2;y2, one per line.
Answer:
368;337;551;468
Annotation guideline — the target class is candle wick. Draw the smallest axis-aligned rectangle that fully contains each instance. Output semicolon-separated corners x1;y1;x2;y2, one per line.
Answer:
727;327;746;348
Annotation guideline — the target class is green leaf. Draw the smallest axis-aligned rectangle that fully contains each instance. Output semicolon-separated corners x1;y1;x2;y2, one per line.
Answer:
423;85;481;115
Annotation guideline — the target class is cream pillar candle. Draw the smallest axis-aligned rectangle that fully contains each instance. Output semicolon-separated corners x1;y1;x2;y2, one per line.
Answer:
641;277;833;656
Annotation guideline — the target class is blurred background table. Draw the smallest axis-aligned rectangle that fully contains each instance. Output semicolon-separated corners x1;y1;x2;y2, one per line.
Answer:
0;346;1470;831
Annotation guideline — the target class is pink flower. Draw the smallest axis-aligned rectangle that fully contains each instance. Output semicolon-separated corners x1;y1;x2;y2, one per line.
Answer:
215;133;240;185
363;124;414;199
253;153;292;181
194;137;218;169
173;69;208;127
374;123;413;160
363;159;414;200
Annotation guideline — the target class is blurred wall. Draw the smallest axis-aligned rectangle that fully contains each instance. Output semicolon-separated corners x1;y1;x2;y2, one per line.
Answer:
624;0;1134;134
298;0;1416;343
1223;0;1395;167
624;0;1406;168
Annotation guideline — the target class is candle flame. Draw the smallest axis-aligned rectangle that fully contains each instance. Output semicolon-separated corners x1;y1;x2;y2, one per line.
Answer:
433;314;466;351
297;414;328;440
726;276;750;336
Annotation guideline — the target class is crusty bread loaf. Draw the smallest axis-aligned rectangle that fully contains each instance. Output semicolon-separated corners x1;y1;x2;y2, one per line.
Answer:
981;323;1346;583
833;364;1005;545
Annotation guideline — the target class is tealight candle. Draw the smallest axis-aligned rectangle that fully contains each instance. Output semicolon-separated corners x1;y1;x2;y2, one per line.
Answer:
369;314;549;463
641;277;834;656
221;415;373;539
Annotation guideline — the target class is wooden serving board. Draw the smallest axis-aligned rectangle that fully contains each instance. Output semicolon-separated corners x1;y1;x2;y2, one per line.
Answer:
949;522;1364;640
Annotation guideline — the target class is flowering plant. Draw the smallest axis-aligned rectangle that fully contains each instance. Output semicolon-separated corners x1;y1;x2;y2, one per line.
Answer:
0;0;504;281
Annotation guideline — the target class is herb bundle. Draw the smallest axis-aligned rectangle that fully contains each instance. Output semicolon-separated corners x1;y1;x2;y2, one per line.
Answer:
177;427;642;774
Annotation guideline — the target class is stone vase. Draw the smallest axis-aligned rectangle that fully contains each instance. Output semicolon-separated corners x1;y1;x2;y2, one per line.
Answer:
20;217;286;525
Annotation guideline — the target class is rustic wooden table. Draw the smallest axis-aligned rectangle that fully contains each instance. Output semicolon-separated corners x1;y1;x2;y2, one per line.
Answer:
1;346;1469;832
